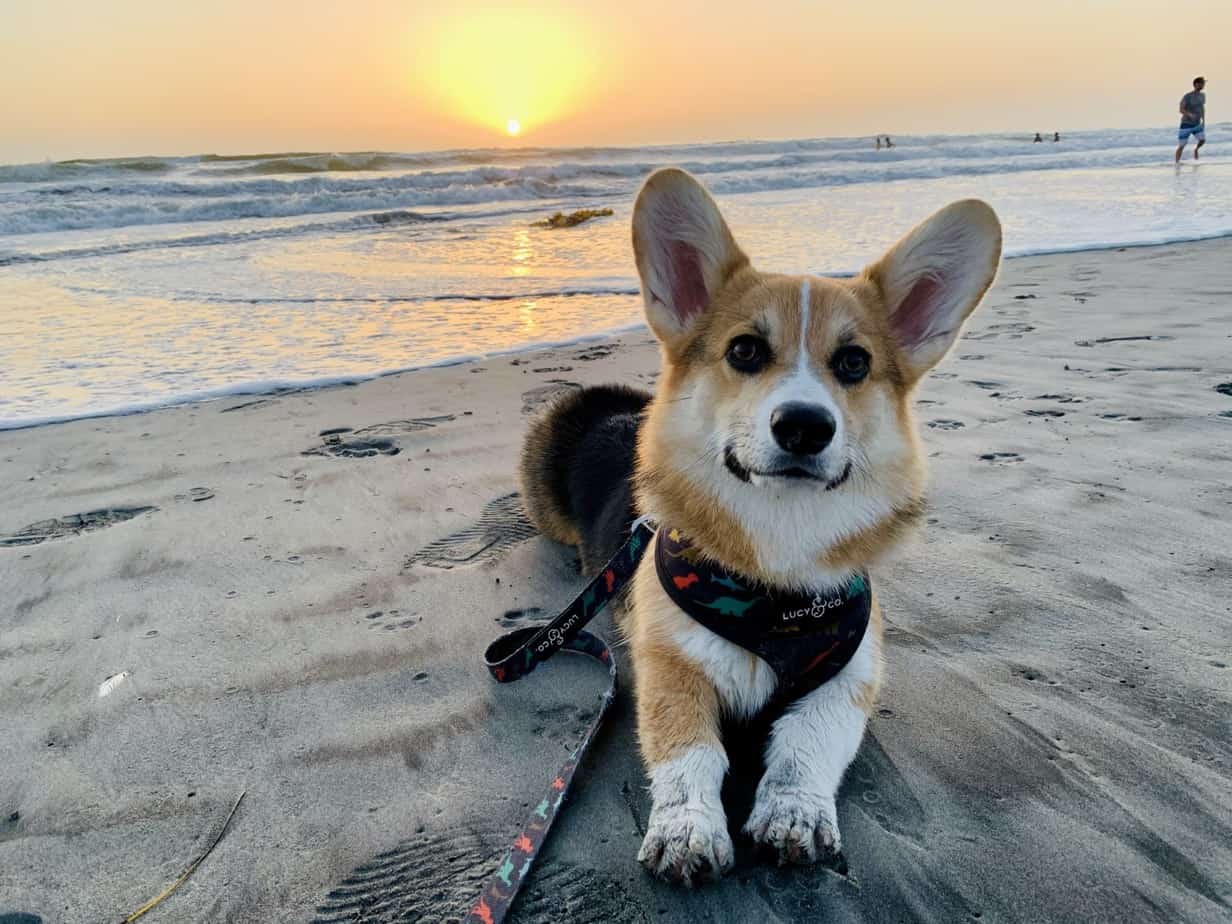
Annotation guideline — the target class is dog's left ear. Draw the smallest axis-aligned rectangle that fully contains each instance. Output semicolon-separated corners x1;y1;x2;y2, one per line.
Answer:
632;168;748;345
862;199;1002;381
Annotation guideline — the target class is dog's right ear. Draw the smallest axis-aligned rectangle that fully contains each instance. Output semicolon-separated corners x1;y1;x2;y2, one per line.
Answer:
632;169;748;344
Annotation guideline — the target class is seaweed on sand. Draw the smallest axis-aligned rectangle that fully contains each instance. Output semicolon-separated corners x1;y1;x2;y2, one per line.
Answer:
533;208;614;229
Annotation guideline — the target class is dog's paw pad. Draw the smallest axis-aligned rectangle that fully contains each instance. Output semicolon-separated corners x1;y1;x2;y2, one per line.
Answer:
637;805;732;886
744;788;840;866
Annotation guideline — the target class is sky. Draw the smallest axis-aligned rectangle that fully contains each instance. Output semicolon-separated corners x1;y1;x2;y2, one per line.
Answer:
0;0;1225;163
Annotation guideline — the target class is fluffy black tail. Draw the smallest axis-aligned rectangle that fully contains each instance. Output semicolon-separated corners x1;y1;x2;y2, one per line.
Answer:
519;384;652;573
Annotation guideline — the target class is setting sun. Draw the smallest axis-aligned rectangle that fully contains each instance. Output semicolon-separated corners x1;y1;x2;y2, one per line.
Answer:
417;9;596;139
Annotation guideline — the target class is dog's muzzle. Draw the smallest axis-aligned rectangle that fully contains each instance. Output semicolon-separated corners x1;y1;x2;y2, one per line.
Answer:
723;445;852;490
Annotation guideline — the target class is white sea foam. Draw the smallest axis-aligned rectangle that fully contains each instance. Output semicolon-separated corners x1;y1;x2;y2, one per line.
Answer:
2;126;1226;236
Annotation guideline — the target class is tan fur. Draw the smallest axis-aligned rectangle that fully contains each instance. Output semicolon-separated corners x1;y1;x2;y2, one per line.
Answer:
524;169;1000;880
625;558;727;763
851;598;884;714
635;271;928;585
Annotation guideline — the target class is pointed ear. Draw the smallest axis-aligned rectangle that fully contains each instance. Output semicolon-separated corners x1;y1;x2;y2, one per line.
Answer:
862;199;1002;380
632;168;748;343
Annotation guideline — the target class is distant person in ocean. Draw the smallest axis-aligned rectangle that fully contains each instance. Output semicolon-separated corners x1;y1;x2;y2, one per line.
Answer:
1176;76;1207;163
1053;132;1061;142
1033;133;1043;143
884;135;894;148
875;137;882;150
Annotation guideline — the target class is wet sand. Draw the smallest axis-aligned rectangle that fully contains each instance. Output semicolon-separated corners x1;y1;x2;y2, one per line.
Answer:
1;239;1231;923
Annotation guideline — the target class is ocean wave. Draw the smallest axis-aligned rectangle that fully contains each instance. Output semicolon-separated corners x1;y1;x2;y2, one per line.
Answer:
0;210;437;266
0;173;610;236
0;146;1193;237
182;284;642;304
1;127;1224;237
0;157;181;183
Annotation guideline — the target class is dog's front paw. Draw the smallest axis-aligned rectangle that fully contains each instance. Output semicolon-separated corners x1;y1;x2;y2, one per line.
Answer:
744;786;840;866
637;803;733;886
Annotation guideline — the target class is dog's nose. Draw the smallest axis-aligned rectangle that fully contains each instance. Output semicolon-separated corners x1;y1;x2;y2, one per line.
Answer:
771;403;836;456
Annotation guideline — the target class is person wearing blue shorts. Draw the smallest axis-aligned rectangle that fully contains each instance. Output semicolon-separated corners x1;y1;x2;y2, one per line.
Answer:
1175;76;1207;163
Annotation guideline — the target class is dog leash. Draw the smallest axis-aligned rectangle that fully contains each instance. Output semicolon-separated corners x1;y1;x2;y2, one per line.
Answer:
467;519;656;924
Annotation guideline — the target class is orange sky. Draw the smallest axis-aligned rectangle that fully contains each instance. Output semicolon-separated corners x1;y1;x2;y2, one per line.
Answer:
0;0;1225;162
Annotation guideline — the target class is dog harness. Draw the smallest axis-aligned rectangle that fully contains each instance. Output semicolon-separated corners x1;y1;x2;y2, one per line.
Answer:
471;520;869;922
655;526;871;704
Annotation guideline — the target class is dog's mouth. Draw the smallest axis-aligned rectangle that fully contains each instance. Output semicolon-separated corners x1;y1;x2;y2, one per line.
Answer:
723;446;852;491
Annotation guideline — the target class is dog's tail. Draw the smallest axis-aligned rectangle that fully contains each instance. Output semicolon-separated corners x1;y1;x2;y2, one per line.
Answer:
520;384;652;562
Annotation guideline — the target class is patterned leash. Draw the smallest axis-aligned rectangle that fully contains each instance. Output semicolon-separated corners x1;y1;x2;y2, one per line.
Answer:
467;521;655;924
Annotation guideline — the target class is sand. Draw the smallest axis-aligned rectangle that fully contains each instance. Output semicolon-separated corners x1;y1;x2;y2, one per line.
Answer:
2;239;1231;924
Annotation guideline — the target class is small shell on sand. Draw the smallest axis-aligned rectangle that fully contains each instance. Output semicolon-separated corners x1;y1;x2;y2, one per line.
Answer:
97;671;130;698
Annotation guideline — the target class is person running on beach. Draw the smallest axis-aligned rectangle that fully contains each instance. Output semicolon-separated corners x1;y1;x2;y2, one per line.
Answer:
1176;76;1207;163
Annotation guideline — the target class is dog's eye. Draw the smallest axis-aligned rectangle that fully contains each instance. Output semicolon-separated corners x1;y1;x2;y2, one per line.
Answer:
726;335;770;373
831;346;871;384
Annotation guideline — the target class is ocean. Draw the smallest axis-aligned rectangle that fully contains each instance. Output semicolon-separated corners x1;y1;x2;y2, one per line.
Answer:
1;126;1229;429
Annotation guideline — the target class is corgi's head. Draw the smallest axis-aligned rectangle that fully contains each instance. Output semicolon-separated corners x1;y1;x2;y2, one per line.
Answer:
632;168;1001;589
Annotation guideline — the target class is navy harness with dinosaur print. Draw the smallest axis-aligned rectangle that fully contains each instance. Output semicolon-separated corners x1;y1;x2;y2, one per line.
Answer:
655;526;871;705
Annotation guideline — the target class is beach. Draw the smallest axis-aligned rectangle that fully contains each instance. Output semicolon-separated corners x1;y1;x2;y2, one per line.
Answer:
2;238;1230;922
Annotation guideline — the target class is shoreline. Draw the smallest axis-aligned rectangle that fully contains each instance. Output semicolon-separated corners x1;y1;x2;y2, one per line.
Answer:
5;234;1232;434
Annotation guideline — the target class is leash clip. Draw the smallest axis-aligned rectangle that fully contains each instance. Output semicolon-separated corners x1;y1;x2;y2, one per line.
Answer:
629;513;658;536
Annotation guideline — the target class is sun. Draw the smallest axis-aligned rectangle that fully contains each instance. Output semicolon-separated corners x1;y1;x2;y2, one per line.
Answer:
418;10;596;140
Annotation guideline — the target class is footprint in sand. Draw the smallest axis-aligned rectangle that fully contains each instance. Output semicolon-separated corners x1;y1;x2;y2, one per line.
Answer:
1033;393;1085;404
1064;290;1097;303
498;606;544;627
0;506;157;548
1012;665;1053;684
406;493;538;569
1024;409;1065;418
365;610;422;632
1215;383;1232;397
173;486;215;502
522;381;582;414
963;322;1035;341
303;417;455;458
574;344;617;361
927;419;966;430
311;826;643;924
303;435;400;458
979;452;1024;464
353;417;455;437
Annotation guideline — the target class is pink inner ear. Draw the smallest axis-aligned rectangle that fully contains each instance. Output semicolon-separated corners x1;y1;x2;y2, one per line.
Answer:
668;240;708;323
892;273;943;347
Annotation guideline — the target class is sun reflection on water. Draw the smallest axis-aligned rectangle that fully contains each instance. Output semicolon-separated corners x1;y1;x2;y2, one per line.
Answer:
518;300;538;335
509;227;533;277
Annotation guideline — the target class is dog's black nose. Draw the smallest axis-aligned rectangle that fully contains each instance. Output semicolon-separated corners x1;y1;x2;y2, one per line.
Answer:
771;403;836;456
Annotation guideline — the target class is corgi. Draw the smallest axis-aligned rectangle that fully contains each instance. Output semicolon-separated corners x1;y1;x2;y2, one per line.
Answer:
520;168;1001;885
